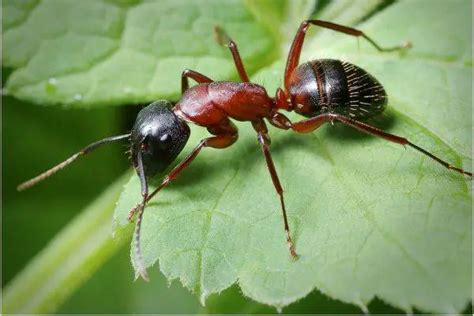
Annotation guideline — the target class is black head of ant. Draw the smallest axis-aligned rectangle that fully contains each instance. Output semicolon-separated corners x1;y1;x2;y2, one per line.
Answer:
16;100;190;193
16;100;191;281
130;100;190;178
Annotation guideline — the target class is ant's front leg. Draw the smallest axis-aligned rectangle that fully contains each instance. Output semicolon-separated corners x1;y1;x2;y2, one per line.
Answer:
129;121;238;281
214;25;250;82
181;69;213;94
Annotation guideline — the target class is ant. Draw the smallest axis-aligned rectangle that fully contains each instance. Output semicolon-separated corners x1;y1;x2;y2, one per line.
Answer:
18;20;472;281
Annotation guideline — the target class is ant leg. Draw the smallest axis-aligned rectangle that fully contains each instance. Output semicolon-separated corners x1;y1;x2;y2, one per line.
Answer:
131;121;238;281
290;113;472;177
147;135;238;204
214;25;250;82
268;110;293;130
181;69;213;94
285;20;411;90
17;133;130;191
252;120;298;259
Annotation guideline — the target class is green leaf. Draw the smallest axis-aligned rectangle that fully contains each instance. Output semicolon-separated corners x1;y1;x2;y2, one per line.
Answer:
315;0;384;25
3;0;282;107
200;283;404;314
114;0;472;313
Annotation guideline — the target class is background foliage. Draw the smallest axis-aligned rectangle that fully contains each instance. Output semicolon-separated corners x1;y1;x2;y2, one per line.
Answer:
3;0;472;314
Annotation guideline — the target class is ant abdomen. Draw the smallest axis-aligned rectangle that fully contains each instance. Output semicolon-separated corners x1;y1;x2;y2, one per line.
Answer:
287;59;387;119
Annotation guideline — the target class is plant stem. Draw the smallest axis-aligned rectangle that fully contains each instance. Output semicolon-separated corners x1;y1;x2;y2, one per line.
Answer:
3;172;133;314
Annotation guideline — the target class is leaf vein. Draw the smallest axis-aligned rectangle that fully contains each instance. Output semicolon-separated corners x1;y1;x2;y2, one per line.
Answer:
198;166;240;294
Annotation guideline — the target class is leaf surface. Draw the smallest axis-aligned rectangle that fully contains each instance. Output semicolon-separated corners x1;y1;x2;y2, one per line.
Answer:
3;0;281;107
115;0;472;313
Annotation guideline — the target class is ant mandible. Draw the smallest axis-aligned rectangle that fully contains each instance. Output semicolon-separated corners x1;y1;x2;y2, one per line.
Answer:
18;20;472;281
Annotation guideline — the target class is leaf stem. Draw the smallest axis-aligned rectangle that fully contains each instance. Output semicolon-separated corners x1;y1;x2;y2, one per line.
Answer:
3;172;133;314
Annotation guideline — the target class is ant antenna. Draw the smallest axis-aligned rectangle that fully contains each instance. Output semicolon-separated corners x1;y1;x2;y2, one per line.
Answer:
17;134;131;191
132;149;150;281
132;202;149;281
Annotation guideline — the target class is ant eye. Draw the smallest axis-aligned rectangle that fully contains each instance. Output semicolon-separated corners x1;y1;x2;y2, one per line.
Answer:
142;133;159;151
159;133;172;148
140;136;150;151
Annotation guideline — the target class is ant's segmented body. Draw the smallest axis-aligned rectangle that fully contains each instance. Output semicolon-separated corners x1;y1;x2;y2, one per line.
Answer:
18;20;472;281
287;59;387;118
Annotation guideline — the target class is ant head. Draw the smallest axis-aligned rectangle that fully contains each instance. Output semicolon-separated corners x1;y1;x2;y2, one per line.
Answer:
131;100;190;177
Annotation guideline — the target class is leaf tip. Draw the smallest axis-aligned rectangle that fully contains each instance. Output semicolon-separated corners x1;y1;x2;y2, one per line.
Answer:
355;300;368;314
140;270;150;282
199;291;209;306
133;268;150;282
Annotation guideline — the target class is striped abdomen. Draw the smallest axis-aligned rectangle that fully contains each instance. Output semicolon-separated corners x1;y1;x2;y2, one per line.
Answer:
287;59;387;118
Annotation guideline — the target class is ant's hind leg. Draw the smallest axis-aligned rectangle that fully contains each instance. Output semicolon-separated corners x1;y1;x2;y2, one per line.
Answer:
285;19;411;90
181;69;213;94
290;113;472;177
214;25;250;82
